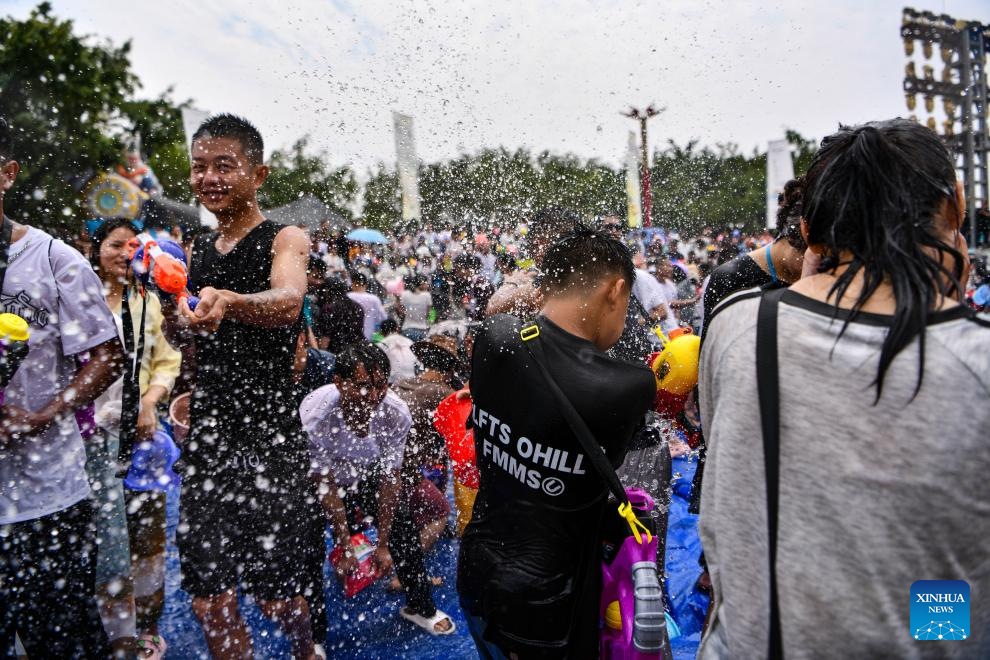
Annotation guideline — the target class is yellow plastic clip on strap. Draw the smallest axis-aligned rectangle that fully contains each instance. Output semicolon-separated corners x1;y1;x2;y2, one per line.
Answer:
618;502;653;546
520;324;540;341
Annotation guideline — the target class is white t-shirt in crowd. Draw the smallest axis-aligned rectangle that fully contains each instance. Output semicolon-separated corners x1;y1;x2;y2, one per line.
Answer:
0;225;119;524
401;289;431;330
477;252;497;282
321;253;346;274
378;333;418;383
301;386;411;488
347;291;388;340
633;268;677;329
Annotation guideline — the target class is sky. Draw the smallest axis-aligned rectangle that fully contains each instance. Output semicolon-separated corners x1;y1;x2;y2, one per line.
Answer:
3;0;989;174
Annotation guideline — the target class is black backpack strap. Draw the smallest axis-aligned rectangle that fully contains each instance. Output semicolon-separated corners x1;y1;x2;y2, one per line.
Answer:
966;310;990;329
0;217;11;293
756;286;786;659
520;323;628;505
629;290;654;326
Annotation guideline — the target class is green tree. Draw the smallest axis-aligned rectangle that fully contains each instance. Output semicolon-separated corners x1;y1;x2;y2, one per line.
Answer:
121;93;193;202
786;128;818;176
0;3;192;234
369;147;626;231
0;3;134;231
259;136;358;220
363;132;818;235
361;165;401;231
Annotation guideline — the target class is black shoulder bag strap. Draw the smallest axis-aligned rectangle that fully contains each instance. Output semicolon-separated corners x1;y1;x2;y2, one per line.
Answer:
630;291;654;326
519;323;629;505
756;287;786;659
118;287;147;475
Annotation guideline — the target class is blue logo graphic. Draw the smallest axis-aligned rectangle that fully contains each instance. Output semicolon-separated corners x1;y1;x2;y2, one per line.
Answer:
911;580;969;641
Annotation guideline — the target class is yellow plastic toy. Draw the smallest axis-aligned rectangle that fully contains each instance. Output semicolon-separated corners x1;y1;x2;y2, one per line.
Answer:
649;326;701;395
0;313;31;394
0;313;30;342
604;600;623;631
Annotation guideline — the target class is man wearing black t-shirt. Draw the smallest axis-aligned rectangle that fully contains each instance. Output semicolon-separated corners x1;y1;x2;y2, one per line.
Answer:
458;225;655;659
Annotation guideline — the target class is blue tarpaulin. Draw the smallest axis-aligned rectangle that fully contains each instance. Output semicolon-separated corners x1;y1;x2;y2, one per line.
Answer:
159;455;709;659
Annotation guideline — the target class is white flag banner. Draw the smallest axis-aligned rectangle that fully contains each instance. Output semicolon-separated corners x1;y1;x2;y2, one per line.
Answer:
625;131;642;229
393;112;421;223
766;138;794;230
181;107;218;228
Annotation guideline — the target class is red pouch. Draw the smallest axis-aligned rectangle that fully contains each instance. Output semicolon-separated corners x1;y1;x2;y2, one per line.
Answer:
329;533;381;598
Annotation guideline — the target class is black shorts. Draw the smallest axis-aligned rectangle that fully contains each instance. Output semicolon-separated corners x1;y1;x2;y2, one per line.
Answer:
0;499;112;658
177;476;326;602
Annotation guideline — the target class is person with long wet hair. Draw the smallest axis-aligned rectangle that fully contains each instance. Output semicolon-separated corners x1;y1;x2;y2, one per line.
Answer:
697;119;989;657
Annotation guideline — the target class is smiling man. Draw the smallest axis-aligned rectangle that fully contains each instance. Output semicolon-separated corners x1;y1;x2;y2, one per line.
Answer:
163;114;326;659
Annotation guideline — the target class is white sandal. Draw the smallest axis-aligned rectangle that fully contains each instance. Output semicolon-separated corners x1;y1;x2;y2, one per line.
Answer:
399;606;457;636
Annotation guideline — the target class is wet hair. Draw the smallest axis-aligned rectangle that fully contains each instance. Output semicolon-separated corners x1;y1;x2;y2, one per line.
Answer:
527;207;580;248
775;177;807;251
453;253;481;272
802;118;963;400
192;114;264;165
323;276;350;300
89;218;139;276
307;254;327;277
716;243;737;266
379;318;400;335
334;342;391;382
540;223;635;296
0;117;12;162
496;252;517;272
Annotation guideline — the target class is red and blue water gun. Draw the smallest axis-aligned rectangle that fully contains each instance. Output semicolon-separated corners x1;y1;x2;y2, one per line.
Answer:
127;233;199;310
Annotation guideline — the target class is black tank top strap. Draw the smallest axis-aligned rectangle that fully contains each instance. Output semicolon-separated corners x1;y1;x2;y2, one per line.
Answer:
189;220;282;295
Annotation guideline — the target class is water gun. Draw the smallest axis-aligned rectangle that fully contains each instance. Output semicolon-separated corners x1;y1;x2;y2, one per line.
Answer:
600;487;669;659
127;233;199;310
648;326;700;417
0;313;30;405
124;428;181;491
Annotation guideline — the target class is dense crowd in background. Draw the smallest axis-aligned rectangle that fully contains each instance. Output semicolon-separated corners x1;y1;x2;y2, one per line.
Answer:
1;111;989;660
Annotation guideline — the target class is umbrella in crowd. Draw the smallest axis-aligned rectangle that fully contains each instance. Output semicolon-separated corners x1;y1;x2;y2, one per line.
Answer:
346;227;389;244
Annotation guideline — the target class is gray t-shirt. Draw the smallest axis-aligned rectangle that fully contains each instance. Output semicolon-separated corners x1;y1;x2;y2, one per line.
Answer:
400;289;431;330
698;288;990;659
0;225;119;524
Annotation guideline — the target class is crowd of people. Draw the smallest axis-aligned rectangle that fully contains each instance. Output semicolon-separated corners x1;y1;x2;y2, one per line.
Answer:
0;110;987;660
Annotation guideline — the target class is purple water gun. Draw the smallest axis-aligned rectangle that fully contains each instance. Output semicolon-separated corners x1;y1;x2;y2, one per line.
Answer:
600;487;667;659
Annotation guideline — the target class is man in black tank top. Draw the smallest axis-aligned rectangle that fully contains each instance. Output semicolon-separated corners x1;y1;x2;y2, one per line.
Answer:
163;115;326;659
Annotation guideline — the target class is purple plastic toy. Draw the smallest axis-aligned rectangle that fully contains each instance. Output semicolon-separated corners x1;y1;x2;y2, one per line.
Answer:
600;487;666;659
